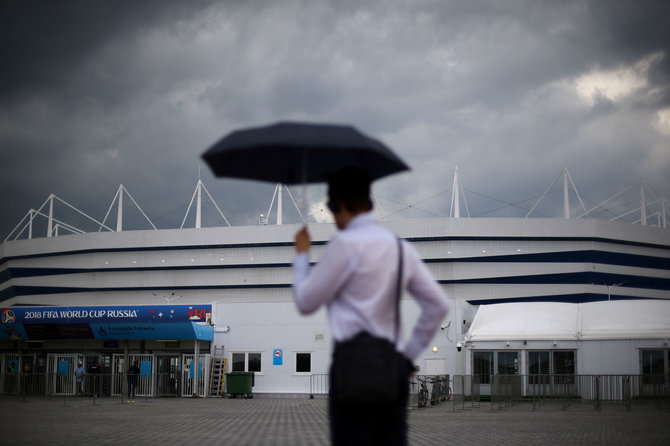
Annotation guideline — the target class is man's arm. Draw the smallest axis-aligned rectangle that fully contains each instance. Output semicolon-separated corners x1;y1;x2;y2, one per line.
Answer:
292;231;354;315
402;243;450;360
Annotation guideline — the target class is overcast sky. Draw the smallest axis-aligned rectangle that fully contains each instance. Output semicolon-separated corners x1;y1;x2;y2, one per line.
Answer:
2;0;669;239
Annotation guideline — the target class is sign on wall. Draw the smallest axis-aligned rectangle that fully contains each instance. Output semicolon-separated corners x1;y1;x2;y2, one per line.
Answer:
273;349;283;366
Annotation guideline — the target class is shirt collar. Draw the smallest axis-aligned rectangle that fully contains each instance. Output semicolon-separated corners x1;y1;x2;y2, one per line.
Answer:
343;212;376;231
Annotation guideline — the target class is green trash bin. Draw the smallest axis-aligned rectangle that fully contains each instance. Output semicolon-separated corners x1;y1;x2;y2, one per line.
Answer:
226;372;255;399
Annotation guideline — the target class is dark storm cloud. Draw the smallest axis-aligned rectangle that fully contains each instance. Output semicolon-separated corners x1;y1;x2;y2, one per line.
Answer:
1;0;669;239
1;0;219;99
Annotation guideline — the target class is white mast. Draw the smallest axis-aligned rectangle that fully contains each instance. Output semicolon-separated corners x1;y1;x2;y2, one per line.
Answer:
28;210;33;239
563;167;570;219
196;181;202;229
640;181;647;226
452;165;461;218
526;167;587;219
196;168;202;229
450;165;470;218
100;185;156;232
266;183;304;225
181;179;231;229
47;195;54;237
116;186;123;231
277;184;283;225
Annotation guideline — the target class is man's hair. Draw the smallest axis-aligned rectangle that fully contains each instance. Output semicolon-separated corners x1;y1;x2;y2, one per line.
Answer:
327;167;373;212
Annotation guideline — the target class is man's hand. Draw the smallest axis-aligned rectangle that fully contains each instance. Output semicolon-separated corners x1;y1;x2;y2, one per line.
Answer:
295;226;311;253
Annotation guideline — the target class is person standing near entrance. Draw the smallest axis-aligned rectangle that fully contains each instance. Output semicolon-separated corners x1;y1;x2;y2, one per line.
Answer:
75;361;86;396
127;360;140;402
88;360;102;397
23;361;32;395
292;168;449;445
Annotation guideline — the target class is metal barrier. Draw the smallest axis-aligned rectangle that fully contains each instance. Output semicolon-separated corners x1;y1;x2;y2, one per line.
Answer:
3;371;668;409
154;372;181;397
309;373;452;407
0;372;168;400
449;375;481;411
309;373;329;398
448;374;670;412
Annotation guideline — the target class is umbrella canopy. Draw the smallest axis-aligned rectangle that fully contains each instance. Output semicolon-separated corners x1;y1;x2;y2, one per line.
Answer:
201;121;409;184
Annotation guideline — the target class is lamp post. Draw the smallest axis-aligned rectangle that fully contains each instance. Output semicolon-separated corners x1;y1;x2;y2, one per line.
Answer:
604;281;627;301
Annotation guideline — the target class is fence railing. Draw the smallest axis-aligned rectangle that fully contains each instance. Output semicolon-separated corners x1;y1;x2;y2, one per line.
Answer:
309;373;453;408
0;371;205;399
453;374;670;412
309;374;329;399
8;371;668;411
309;373;670;411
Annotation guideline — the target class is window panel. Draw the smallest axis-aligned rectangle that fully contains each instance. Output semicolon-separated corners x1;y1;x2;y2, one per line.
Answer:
248;353;262;373
642;350;665;384
232;353;245;372
473;351;493;384
553;351;575;384
528;351;550;384
296;353;311;373
528;351;550;374
497;352;519;375
232;352;262;373
552;351;575;375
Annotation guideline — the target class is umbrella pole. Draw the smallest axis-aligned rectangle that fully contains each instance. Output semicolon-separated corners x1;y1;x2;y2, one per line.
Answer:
301;149;308;226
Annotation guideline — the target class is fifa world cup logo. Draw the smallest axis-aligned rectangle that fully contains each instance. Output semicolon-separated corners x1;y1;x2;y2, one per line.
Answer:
1;309;16;324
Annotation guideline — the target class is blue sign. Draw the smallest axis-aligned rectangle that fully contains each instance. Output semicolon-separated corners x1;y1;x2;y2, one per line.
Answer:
192;322;215;341
57;360;70;376
189;361;203;379
90;322;213;341
273;349;283;366
6;359;18;374
140;361;152;378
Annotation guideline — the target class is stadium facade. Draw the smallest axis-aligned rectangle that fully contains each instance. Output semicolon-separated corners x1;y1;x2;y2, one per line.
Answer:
1;171;669;397
1;214;669;396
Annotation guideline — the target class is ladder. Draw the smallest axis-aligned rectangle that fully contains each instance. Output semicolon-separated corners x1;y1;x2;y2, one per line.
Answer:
208;346;226;397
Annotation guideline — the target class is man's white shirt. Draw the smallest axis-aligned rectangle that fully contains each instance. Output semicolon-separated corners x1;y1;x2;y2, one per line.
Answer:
293;213;449;361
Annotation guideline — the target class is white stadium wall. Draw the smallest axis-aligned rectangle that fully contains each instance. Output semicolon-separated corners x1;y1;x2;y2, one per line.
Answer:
1;216;669;395
2;217;669;307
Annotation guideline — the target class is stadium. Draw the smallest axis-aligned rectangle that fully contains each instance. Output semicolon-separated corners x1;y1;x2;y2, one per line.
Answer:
1;168;669;398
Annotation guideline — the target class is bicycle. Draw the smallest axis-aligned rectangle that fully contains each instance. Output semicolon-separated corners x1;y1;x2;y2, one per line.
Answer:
430;376;441;405
416;376;429;408
438;376;452;402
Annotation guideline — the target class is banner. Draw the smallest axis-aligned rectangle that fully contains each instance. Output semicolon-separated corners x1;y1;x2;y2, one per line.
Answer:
0;305;214;341
4;305;211;324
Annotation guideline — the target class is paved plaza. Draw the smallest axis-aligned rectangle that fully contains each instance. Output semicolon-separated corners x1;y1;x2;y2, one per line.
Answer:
1;396;669;445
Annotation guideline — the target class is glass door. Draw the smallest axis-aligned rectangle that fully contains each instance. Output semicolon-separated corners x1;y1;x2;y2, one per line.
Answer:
155;356;180;397
473;351;493;396
495;351;520;400
47;353;83;396
528;351;550;396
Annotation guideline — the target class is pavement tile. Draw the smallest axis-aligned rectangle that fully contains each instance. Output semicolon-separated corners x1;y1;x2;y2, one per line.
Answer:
1;396;668;445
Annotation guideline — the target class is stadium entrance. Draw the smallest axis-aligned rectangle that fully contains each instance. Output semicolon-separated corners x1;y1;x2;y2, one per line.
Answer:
0;305;214;397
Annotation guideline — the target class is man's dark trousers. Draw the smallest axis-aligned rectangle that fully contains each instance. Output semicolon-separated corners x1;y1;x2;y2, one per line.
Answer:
329;352;410;446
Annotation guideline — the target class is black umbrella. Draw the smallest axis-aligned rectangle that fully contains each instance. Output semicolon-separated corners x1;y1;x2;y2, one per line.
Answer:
201;121;409;184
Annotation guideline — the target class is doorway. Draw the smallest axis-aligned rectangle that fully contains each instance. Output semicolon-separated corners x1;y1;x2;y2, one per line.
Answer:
46;353;83;396
155;355;181;397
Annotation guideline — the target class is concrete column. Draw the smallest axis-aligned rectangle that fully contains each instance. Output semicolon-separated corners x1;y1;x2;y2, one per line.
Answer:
193;340;200;397
122;341;129;402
